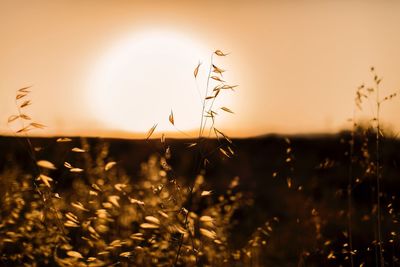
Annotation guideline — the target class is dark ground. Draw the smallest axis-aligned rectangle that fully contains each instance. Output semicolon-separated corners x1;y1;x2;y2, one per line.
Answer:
1;132;399;266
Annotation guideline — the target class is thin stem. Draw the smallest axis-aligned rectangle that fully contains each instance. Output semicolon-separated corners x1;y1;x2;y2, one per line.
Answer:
14;96;66;235
173;125;195;139
199;53;214;139
206;93;219;138
174;52;214;266
372;185;379;267
173;185;194;266
376;82;384;266
194;71;205;105
347;110;355;267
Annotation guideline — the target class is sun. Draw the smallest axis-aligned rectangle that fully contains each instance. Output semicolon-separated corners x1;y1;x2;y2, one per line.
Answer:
87;30;213;134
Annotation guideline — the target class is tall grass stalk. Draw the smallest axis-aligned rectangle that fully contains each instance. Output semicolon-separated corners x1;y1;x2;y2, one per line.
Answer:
199;53;214;139
174;49;234;266
374;70;384;267
357;67;397;266
8;87;66;235
347;109;355;267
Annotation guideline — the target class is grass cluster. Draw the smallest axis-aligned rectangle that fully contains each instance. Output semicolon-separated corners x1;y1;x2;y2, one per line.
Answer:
1;50;275;266
1;150;260;266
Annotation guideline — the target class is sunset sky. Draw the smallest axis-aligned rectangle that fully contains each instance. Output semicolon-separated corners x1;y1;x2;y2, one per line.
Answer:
1;1;399;138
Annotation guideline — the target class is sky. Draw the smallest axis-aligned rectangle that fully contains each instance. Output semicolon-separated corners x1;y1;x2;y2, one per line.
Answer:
1;0;399;138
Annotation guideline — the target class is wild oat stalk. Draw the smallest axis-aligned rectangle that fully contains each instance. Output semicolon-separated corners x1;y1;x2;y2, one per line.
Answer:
173;49;236;266
370;67;397;267
346;84;368;267
347;82;372;266
356;67;398;266
372;67;384;267
7;86;66;235
347;110;355;267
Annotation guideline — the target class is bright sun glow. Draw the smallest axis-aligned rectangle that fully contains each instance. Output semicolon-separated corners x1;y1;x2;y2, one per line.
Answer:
88;30;218;134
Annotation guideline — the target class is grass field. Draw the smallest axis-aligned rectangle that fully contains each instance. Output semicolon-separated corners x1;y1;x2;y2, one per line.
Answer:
1;44;399;266
1;130;400;266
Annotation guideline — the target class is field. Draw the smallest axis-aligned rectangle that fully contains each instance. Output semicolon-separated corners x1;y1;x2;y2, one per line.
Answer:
1;10;400;264
1;131;400;266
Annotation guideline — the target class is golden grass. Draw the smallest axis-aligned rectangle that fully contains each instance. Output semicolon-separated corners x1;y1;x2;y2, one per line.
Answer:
1;55;400;266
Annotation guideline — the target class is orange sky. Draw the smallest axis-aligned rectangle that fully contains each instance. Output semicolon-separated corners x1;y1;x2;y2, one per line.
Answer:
1;1;399;138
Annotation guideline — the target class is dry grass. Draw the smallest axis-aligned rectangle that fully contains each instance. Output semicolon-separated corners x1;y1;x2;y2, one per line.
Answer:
1;57;400;266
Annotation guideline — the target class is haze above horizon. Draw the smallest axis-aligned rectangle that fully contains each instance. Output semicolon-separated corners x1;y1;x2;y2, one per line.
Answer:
1;1;399;138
